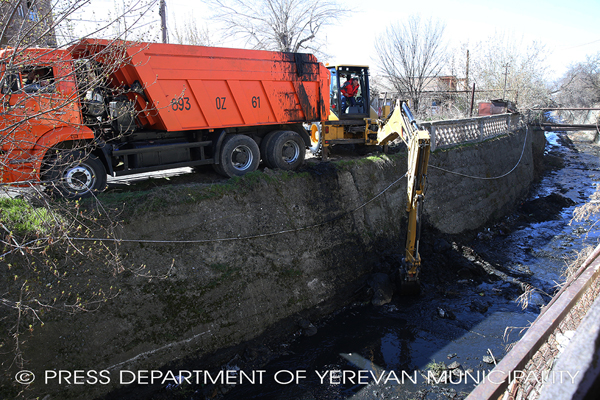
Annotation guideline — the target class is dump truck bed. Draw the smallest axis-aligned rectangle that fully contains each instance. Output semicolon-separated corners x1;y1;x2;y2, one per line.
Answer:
69;40;330;132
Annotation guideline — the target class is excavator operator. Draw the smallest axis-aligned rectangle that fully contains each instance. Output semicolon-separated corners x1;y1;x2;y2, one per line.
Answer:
341;76;359;113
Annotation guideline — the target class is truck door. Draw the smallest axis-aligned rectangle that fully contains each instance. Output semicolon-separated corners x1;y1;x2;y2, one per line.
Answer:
0;61;83;152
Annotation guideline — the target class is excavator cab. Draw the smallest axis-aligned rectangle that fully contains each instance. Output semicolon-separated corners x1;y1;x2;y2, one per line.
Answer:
327;65;370;120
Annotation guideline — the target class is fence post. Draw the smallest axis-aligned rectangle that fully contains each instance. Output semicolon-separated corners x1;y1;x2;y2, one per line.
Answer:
479;118;485;142
430;125;437;151
507;114;511;133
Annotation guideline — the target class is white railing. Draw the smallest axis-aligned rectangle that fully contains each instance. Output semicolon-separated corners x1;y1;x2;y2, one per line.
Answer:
421;114;524;151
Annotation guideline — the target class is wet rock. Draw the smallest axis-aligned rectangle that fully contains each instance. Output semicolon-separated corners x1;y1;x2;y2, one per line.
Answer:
384;304;398;312
434;238;452;253
482;355;495;364
470;299;489;313
304;325;318;336
457;268;475;279
497;222;511;235
436;307;456;320
477;230;493;241
298;319;318;336
529;292;546;308
243;345;272;363
368;273;394;306
447;361;461;370
519;192;576;222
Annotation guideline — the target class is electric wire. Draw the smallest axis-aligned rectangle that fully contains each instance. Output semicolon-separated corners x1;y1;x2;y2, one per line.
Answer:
1;123;530;255
0;172;408;256
429;126;529;180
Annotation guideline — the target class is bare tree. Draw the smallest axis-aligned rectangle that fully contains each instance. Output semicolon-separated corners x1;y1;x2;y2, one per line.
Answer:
374;15;447;115
551;54;600;139
466;33;551;110
206;0;347;56
0;0;159;387
554;52;600;108
171;18;213;46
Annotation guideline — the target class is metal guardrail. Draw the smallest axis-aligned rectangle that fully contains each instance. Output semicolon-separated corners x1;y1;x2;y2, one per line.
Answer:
421;114;524;151
466;244;600;400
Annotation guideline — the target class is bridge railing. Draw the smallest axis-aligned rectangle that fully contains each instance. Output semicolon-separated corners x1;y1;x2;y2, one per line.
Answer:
421;113;524;151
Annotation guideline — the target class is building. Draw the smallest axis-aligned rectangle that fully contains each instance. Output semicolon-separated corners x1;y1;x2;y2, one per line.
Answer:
0;0;57;48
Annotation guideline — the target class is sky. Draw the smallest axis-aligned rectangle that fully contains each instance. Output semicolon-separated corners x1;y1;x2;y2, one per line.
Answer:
319;0;600;80
74;0;600;82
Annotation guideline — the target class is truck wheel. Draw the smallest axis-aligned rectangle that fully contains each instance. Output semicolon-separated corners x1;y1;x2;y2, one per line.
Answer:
42;150;107;199
218;135;260;177
265;130;305;170
259;130;283;168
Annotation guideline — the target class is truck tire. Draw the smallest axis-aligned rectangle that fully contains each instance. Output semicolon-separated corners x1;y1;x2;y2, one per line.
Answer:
217;134;260;177
42;150;107;199
259;130;282;168
265;130;305;170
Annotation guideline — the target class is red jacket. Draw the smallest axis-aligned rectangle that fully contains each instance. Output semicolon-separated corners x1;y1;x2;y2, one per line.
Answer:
341;80;359;97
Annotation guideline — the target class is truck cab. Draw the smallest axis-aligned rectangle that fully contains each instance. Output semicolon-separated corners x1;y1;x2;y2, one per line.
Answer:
0;48;89;187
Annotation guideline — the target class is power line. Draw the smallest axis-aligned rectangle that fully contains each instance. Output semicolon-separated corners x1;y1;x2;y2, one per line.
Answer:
1;171;408;255
561;38;600;50
429;126;529;180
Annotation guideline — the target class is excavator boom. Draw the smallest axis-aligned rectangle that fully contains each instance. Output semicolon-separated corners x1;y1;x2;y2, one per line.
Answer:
377;100;431;291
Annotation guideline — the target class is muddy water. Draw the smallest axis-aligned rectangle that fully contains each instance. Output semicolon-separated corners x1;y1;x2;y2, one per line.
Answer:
203;133;600;400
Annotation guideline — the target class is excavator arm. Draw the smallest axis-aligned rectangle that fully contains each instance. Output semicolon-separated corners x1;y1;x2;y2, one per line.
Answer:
377;100;431;292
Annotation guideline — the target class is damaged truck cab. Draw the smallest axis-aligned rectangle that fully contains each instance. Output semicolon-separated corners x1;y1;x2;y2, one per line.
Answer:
0;39;329;197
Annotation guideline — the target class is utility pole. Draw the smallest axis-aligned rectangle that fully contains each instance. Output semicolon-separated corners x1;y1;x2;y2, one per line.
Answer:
502;63;509;100
465;49;469;91
159;0;167;43
465;49;470;112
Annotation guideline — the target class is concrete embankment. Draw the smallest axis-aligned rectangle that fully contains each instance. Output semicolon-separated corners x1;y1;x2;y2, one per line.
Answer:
4;125;544;398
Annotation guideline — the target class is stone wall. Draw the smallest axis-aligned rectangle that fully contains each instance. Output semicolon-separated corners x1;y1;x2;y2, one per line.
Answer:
426;126;542;233
3;126;545;399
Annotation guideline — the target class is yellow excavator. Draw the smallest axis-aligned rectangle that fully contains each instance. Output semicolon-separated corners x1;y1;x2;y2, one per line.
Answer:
313;64;431;293
377;100;431;294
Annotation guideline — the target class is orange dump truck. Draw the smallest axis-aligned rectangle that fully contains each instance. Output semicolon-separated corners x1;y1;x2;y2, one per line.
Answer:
0;39;329;197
